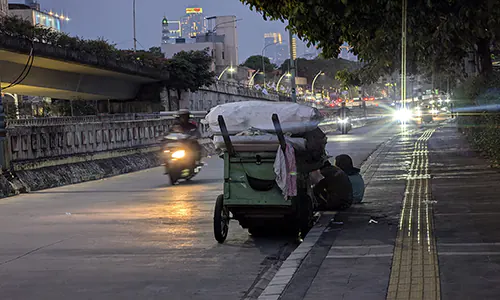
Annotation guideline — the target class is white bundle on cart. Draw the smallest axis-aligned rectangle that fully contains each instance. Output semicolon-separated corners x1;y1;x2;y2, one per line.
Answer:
206;101;322;136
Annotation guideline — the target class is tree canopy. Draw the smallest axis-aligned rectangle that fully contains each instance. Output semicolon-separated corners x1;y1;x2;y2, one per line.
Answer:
241;55;277;73
164;49;215;109
240;0;500;84
280;57;360;88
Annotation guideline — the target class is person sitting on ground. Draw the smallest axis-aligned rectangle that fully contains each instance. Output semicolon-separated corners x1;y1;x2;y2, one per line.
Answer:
313;161;353;211
335;154;365;203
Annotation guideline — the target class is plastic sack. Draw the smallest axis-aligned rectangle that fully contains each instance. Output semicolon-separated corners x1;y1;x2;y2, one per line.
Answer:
205;101;322;135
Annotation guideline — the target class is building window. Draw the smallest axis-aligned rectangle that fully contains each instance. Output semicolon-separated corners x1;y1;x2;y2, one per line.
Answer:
222;51;225;60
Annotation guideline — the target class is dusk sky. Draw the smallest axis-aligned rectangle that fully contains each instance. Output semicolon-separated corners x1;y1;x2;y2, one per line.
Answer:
28;0;312;62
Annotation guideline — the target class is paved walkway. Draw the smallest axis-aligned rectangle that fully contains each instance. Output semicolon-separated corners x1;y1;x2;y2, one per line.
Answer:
277;124;500;300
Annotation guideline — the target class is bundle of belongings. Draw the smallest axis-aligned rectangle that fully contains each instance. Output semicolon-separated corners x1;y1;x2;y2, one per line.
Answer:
206;101;351;210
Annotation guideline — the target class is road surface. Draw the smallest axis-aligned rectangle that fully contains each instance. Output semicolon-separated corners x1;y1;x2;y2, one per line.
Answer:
0;123;401;300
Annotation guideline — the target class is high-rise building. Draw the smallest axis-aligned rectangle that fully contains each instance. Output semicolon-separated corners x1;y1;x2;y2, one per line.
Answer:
264;33;282;65
162;15;239;70
162;17;182;44
180;7;207;39
263;33;298;66
213;15;238;66
291;37;297;60
8;1;69;32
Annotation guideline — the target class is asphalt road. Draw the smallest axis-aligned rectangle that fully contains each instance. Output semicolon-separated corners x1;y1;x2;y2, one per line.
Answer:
0;123;402;300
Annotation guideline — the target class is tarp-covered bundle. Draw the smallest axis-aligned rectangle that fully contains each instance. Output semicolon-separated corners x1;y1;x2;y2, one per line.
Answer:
206;101;323;135
206;101;328;173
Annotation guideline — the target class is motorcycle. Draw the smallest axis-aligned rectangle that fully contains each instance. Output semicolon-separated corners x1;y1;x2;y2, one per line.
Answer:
337;117;352;134
161;129;203;185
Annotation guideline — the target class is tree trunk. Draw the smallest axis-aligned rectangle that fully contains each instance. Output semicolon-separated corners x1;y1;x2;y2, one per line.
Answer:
176;89;182;110
477;38;493;75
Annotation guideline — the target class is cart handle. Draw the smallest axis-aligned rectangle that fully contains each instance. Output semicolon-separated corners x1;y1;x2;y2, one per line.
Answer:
217;115;236;156
272;114;287;155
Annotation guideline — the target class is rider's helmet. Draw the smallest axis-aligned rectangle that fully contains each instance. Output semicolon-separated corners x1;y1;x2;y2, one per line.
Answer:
177;108;190;117
176;109;190;122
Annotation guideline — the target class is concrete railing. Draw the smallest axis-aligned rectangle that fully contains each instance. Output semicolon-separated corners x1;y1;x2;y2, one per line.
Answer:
5;113;212;166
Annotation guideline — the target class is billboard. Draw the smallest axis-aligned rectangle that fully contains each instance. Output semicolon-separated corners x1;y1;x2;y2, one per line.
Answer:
186;7;202;14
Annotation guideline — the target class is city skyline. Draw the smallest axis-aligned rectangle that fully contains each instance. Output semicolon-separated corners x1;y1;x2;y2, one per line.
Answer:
34;0;288;63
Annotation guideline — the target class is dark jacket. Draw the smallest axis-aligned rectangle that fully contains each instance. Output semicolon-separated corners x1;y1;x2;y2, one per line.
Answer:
313;163;353;211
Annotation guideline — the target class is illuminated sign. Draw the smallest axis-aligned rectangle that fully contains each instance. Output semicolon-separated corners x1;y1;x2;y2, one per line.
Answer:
185;7;202;14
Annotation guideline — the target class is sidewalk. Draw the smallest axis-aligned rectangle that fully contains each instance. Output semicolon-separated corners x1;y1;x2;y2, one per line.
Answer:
276;124;500;300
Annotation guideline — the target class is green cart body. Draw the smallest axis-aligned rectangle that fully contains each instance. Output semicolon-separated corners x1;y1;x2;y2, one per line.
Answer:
213;114;317;243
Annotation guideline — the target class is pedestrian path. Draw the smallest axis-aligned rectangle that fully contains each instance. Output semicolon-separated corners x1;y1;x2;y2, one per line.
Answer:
271;124;500;300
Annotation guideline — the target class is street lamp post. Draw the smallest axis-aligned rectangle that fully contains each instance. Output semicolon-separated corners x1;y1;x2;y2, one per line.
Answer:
261;42;279;86
133;0;137;52
276;72;291;92
217;66;236;81
311;71;324;98
248;69;260;87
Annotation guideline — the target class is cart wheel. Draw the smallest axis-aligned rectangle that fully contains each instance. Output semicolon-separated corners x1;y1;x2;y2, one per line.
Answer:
214;194;229;243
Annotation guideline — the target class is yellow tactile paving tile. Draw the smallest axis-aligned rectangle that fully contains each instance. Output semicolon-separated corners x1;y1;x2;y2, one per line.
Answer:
387;129;441;300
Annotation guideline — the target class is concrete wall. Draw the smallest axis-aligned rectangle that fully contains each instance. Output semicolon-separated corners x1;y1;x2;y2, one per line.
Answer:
7;116;177;169
175;81;279;111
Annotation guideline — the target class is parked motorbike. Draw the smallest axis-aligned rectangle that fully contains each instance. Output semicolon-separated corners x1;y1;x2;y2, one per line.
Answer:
161;129;203;185
337;117;352;134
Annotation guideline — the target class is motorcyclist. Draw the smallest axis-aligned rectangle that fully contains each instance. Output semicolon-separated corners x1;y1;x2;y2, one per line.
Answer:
169;109;202;163
336;102;351;120
171;109;200;136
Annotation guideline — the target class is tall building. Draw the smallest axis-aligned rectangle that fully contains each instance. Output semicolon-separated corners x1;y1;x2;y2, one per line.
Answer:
180;7;207;39
264;33;283;65
291;37;297;60
213;15;238;66
162;17;182;44
8;1;69;32
162;15;239;70
264;33;297;66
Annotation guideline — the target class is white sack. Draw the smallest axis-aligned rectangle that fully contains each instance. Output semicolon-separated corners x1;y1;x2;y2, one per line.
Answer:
205;101;322;134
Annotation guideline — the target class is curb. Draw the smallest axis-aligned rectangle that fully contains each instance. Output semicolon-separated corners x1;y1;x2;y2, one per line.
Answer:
257;213;335;300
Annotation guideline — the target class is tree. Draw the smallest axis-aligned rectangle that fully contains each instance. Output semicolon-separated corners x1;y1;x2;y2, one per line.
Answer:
165;48;215;110
280;57;360;88
241;55;276;73
240;0;500;84
148;46;163;58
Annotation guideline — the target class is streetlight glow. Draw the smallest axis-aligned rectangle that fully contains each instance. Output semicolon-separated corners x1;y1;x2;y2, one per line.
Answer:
311;71;325;98
217;66;237;81
276;72;292;92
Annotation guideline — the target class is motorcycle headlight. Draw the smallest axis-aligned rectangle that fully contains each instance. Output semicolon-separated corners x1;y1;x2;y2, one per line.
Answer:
337;118;348;123
394;109;412;122
171;150;186;159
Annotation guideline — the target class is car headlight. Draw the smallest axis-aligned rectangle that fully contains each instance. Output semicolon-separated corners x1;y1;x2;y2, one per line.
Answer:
394;109;412;122
171;150;186;159
337;118;348;123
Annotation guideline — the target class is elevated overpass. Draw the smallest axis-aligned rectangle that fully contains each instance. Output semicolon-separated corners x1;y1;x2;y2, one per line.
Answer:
0;36;164;100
